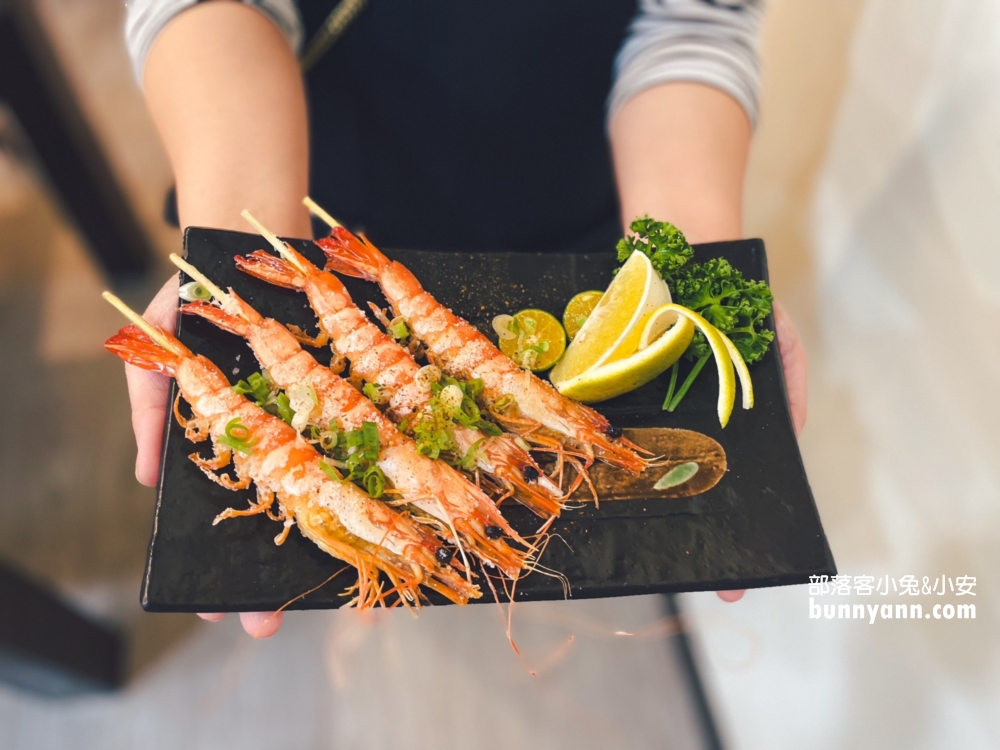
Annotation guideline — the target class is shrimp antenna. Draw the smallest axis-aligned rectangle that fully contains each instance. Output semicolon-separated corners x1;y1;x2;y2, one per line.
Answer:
101;291;182;355
240;210;309;275
302;196;342;230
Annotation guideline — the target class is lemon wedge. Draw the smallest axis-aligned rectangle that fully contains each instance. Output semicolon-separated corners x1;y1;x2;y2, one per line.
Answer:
552;310;694;403
550;251;670;385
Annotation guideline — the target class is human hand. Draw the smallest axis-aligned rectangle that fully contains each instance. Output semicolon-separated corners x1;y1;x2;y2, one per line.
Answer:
127;274;179;487
124;274;282;638
715;300;807;604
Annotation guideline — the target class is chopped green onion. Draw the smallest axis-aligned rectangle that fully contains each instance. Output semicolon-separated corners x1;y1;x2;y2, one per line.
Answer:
361;421;379;461
363;382;382;403
438;384;464;414
493;394;515;412
319;430;338;452
275;392;293;424
459;438;487;472
389;318;410;341
178;281;212;302
492;314;517;340
476;420;503;437
363;465;386;498
218;417;259;454
319;460;343;482
232;371;273;405
226;422;250;441
466;378;484;398
287;383;318;431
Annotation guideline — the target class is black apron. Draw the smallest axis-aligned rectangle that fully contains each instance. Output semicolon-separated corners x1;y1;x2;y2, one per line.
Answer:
299;1;637;253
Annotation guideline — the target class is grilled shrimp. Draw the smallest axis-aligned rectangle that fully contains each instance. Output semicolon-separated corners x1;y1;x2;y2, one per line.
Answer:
316;227;649;477
103;319;478;608
234;243;564;519
174;264;529;579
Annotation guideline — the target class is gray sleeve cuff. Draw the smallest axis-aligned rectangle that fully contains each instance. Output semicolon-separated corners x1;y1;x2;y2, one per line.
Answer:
609;0;764;130
125;0;304;84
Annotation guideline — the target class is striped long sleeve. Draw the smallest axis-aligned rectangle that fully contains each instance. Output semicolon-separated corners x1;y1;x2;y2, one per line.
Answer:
609;0;764;128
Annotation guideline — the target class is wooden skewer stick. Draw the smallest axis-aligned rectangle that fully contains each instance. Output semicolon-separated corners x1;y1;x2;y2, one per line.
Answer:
102;291;182;355
302;197;342;230
169;253;230;303
240;210;308;274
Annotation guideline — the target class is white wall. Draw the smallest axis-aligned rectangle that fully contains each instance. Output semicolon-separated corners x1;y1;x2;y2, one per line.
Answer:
685;1;1000;747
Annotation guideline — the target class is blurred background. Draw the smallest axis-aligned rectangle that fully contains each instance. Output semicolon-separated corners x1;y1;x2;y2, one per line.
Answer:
0;0;997;748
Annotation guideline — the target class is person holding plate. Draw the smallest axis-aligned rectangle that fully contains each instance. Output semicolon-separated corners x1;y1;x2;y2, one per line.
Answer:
122;0;807;637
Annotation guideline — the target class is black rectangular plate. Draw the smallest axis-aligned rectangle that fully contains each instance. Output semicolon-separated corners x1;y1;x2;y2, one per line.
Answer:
143;228;835;611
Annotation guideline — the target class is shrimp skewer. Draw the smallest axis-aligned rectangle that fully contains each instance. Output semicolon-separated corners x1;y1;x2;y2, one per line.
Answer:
308;208;649;477
170;254;530;579
234;211;564;519
101;293;478;608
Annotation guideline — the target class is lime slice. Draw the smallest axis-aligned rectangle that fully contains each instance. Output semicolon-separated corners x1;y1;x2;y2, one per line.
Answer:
563;291;604;341
550;251;671;385
553;312;694;403
498;309;566;372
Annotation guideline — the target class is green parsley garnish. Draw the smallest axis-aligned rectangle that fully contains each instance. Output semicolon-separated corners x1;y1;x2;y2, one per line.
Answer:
619;217;775;412
616;216;694;285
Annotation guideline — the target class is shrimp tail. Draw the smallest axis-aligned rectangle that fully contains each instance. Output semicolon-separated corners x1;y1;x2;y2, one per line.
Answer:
315;227;390;281
180;301;251;338
235;250;309;289
104;325;187;375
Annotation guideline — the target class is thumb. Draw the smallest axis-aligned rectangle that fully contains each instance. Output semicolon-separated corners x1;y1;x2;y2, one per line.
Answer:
125;275;180;487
